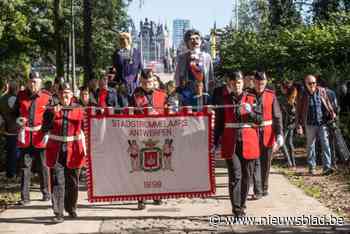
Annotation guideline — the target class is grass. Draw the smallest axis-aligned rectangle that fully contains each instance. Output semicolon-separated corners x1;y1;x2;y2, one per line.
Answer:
273;164;322;199
0;177;21;212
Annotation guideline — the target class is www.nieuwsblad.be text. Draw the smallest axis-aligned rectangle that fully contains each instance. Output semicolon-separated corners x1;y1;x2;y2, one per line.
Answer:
208;214;345;227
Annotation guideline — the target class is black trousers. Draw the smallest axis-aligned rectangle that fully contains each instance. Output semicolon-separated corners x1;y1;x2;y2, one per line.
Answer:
252;158;263;196
260;145;273;193
51;152;80;216
281;128;296;167
19;148;50;201
226;143;257;213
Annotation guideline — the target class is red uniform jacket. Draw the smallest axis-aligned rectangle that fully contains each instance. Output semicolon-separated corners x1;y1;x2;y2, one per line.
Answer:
221;90;260;160
260;89;276;148
45;106;85;169
17;89;51;149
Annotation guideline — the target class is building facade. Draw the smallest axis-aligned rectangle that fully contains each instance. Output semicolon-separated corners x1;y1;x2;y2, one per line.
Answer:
172;19;191;50
133;18;171;64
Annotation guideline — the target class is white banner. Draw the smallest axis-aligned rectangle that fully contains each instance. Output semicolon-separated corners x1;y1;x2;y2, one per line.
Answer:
86;113;215;202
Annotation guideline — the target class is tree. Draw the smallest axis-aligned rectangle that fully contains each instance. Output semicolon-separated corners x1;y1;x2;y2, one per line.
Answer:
232;0;270;32
251;0;270;32
268;0;303;29
0;0;131;83
83;0;93;82
0;0;52;80
312;0;350;22
313;0;339;22
54;0;65;78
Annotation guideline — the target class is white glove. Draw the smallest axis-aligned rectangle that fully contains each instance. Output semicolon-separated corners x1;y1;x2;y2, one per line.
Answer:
8;96;17;109
243;103;252;113
276;134;284;147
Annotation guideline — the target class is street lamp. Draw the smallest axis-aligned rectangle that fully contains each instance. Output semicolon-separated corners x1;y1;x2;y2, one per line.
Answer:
71;0;77;94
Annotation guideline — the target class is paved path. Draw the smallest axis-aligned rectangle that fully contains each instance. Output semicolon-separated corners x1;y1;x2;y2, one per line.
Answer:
1;164;349;234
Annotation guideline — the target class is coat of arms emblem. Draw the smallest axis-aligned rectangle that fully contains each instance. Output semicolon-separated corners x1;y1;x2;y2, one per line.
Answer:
140;139;162;171
127;138;174;173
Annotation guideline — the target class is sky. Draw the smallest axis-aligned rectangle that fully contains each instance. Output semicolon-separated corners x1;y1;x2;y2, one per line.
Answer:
127;0;233;36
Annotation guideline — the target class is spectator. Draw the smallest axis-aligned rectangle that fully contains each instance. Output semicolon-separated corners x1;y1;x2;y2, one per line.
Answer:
296;75;336;176
116;83;129;108
78;86;95;107
190;80;211;112
96;76;120;111
243;71;255;92
279;81;297;168
165;81;180;113
0;80;20;179
176;80;193;106
88;77;99;106
43;80;53;93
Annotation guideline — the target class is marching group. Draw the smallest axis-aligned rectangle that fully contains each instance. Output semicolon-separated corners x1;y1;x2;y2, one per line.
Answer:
0;29;344;222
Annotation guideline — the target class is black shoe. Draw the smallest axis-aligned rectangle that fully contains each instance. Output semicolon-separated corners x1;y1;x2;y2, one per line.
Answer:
52;215;64;223
18;200;30;206
262;191;269;197
137;201;146;210
252;194;262;200
68;211;78;218
322;168;334;176
233;209;246;218
153;199;162;205
42;195;51;201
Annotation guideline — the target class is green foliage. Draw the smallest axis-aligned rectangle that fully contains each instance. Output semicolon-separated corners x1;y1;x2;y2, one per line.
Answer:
268;0;302;29
220;21;350;82
0;0;130;81
233;0;270;32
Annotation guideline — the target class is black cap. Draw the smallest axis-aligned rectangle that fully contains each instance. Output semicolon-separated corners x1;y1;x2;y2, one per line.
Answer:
59;82;72;92
29;71;41;80
140;68;154;80
254;71;268;80
223;69;243;81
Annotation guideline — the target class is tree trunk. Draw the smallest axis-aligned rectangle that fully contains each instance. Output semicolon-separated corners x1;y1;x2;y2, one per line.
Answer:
313;0;339;22
83;0;94;84
53;0;65;78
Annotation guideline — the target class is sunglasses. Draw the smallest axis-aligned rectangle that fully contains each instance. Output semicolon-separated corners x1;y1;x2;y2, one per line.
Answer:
307;82;316;86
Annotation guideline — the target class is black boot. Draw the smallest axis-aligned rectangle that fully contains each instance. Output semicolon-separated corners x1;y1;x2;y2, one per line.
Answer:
137;200;146;210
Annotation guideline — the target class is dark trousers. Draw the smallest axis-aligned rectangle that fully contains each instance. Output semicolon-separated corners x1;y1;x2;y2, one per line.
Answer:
252;158;263;196
51;152;80;216
260;145;273;193
19;148;50;201
5;135;20;178
226;144;256;213
281;128;296;167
